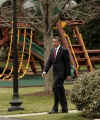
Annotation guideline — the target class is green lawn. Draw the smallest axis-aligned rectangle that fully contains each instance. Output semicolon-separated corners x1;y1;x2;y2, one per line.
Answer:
19;113;88;120
0;85;75;115
0;85;89;120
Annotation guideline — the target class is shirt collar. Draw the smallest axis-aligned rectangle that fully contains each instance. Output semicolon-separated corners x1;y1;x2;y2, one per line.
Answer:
56;45;60;51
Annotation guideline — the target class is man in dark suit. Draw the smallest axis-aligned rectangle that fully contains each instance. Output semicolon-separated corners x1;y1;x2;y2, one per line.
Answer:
42;36;71;114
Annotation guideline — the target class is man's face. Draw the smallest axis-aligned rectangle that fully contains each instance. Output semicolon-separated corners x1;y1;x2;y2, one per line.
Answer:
52;38;60;48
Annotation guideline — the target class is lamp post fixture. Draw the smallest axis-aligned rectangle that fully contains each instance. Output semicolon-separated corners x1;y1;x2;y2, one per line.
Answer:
8;0;24;111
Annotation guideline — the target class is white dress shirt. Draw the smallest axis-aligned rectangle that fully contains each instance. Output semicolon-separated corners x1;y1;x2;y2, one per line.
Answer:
55;45;60;56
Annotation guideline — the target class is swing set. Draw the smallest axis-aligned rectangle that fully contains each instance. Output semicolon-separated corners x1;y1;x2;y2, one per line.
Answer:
0;21;44;80
0;17;100;81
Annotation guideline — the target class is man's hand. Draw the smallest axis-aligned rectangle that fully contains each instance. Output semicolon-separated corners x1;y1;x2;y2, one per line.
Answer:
42;72;46;78
66;76;71;81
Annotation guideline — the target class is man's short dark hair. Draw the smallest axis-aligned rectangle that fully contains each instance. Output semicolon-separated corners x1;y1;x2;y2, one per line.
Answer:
53;36;61;42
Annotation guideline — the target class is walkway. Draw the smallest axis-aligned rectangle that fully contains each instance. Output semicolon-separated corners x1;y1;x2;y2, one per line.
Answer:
0;118;24;120
0;111;100;120
0;110;79;120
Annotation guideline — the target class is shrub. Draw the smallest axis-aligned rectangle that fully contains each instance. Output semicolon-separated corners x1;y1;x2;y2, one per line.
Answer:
70;69;100;118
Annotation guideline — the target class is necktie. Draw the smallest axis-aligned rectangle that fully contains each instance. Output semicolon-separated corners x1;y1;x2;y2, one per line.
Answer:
54;48;56;59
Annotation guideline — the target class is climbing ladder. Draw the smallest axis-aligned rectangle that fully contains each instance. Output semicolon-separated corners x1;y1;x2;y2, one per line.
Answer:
57;20;94;75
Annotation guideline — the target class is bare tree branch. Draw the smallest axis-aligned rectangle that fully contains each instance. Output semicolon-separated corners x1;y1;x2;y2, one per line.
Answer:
0;0;100;31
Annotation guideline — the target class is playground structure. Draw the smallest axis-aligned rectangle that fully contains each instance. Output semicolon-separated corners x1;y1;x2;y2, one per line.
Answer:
57;20;100;76
0;0;100;80
0;16;44;80
0;18;100;80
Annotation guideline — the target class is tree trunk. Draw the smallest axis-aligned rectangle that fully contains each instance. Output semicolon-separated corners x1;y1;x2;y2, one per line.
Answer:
43;33;53;94
17;0;23;17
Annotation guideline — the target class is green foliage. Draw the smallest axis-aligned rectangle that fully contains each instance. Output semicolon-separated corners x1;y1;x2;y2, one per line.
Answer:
81;18;100;49
31;0;42;16
70;70;100;118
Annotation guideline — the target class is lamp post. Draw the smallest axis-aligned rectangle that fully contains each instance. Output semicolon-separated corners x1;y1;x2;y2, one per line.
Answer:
8;0;24;111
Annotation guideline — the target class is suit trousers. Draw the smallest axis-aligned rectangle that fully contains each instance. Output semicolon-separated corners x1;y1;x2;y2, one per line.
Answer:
52;77;68;111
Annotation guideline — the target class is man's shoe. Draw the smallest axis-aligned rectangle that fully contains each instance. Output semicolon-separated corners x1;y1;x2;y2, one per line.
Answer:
48;109;58;114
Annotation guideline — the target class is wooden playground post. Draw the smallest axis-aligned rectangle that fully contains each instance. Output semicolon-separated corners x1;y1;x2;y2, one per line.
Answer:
74;26;93;72
57;21;78;76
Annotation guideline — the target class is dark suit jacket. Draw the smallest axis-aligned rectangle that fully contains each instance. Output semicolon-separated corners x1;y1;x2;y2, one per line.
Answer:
44;46;71;84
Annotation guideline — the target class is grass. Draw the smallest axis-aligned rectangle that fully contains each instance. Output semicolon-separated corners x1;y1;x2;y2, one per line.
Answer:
19;113;88;120
79;64;100;71
0;85;75;115
0;84;90;120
